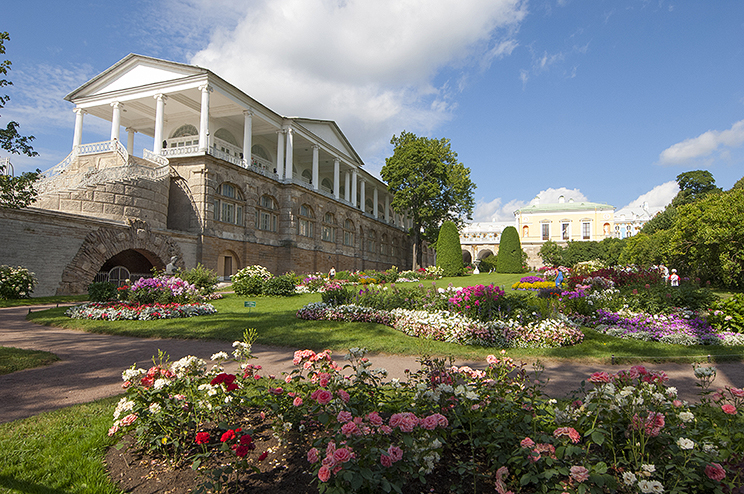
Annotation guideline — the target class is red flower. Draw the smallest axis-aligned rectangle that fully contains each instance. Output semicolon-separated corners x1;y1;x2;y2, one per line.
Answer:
234;444;250;457
722;404;737;415
195;432;210;444
220;429;236;442
258;451;268;461
239;434;253;445
705;463;726;481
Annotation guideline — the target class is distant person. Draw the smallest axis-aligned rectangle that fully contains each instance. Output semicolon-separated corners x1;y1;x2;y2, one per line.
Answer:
555;270;564;288
660;265;669;283
329;266;336;279
670;269;680;287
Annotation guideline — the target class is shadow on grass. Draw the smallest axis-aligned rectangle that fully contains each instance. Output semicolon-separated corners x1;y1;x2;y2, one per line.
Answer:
0;474;71;494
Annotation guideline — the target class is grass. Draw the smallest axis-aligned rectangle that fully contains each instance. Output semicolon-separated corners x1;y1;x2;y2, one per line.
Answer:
23;272;744;364
0;347;60;375
0;396;121;494
0;294;88;308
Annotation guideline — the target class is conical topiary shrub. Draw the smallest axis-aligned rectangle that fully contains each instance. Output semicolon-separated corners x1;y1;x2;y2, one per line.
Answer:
435;221;464;277
496;226;526;273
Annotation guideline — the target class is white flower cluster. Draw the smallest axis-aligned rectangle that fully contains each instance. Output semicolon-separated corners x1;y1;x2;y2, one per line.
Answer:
113;397;135;419
170;355;207;378
232;264;272;282
122;366;146;382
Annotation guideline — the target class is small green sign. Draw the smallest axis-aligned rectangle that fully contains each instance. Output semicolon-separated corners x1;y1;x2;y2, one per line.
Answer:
244;301;257;308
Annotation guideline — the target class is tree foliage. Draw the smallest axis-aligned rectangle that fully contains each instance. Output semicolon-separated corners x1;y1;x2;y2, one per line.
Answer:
1;32;37;157
642;170;720;235
539;237;627;268
538;240;563;267
435;221;463;277
495;226;525;273
0;32;40;209
382;131;475;268
668;187;744;288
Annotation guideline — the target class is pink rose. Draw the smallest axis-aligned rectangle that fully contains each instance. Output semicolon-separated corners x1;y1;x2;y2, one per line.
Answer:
722;404;737;415
520;437;535;448
387;445;403;462
730;387;744;398
293;396;303;407
705;463;726;482
380;454;393;467
337;389;350;403
588;372;611;384
554;427;581;444
341;422;360;437
333;447;352;463
422;415;439;430
318;465;331;482
367;411;383;426
337;411;353;423
315;390;333;405
570;465;590;483
307;448;319;464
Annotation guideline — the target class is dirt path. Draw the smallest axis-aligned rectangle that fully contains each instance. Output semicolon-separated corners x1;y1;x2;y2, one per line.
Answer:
2;305;743;424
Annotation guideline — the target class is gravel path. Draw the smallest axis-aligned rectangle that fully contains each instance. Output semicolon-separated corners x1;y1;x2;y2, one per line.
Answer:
2;305;743;424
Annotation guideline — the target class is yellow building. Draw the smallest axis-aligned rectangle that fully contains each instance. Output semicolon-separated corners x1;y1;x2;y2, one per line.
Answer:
515;196;615;269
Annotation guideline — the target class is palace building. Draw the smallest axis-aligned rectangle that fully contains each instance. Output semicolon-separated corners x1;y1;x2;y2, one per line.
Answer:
0;54;426;296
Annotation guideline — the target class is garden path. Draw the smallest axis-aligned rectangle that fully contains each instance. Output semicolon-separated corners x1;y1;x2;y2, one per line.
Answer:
1;305;743;424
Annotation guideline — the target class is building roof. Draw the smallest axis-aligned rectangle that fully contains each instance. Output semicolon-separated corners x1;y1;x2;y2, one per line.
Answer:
515;200;614;214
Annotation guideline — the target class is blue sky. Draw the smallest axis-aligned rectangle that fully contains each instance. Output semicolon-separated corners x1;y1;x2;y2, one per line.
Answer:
2;0;743;221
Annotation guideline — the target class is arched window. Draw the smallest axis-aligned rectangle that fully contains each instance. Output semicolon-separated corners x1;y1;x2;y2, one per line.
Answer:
322;212;336;242
365;198;374;215
321;178;333;193
299;204;315;237
366;229;376;253
171;124;198;138
522;225;529;238
214;128;238;146
302;169;312;184
380;234;389;255
252;144;271;161
214;183;244;226
255;194;278;232
343;219;354;246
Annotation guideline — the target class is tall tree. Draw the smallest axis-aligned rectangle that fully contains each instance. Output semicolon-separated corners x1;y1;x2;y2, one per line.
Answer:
642;170;720;235
0;32;40;209
0;32;37;157
495;226;525;273
382;131;475;268
435;220;463;277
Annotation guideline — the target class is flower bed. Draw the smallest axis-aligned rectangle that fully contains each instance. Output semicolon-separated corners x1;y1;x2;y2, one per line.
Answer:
107;342;744;494
592;309;744;346
65;301;217;320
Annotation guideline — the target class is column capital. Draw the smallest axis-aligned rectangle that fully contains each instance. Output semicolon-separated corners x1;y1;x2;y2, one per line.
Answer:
312;144;320;150
110;101;123;109
276;128;286;135
125;127;137;133
73;107;87;115
198;84;213;93
243;108;254;116
154;93;168;102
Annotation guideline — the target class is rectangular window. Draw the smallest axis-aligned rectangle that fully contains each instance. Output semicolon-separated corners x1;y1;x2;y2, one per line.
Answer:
562;223;570;240
322;226;334;242
236;206;243;226
582;222;591;240
541;223;550;241
300;219;313;237
344;231;353;246
222;202;234;224
214;200;220;221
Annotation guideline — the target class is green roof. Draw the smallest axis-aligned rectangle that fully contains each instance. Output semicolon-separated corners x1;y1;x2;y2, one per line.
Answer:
516;201;614;213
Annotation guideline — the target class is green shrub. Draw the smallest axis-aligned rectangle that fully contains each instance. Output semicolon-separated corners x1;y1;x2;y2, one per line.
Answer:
622;283;716;313
435;221;464;277
0;265;36;299
179;263;219;295
709;294;744;333
496;226;526;273
87;281;118;302
233;275;265;296
478;255;498;272
263;274;296;296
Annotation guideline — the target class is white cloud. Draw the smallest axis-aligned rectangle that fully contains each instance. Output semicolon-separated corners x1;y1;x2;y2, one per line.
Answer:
473;187;590;222
658;119;744;165
188;0;528;162
619;181;677;213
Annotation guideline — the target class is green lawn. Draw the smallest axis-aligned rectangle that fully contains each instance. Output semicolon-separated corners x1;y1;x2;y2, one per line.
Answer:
0;347;60;375
22;272;744;364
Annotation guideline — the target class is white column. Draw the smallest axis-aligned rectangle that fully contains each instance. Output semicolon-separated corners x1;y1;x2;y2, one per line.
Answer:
333;158;340;199
373;187;379;218
110;102;122;141
198;84;212;152
126;127;136;155
153;94;167;154
385;195;390;223
285;127;294;180
351;169;358;207
242;109;253;166
72;108;86;153
360;179;366;213
344;170;350;202
276;129;285;179
312;145;319;190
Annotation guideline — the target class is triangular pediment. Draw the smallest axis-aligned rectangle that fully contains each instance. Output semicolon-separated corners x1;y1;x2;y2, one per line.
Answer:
66;54;206;102
293;118;363;165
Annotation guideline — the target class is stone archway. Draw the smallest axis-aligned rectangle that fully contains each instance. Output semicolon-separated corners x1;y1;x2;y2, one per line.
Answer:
477;249;494;259
462;250;472;264
57;218;184;294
